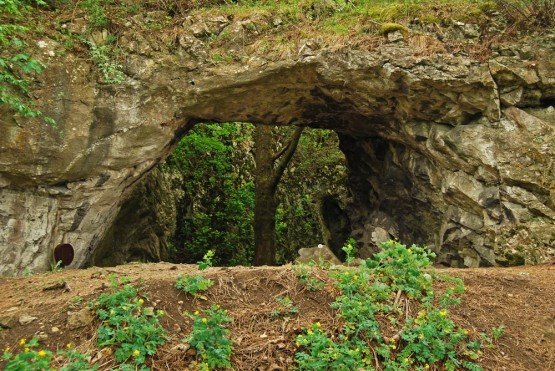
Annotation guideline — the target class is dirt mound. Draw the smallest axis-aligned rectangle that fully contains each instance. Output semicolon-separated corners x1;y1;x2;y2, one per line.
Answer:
0;263;553;370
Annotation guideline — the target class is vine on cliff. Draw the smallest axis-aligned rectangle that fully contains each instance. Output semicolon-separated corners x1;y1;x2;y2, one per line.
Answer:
0;0;54;125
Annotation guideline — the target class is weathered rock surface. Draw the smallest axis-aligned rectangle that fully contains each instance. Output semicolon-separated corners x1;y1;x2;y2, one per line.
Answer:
86;167;183;267
0;17;553;274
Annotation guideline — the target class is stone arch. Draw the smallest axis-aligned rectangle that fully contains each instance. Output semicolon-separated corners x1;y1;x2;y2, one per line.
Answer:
0;38;553;274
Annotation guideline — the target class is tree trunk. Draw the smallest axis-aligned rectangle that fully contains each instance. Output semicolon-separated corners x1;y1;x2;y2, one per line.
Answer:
253;125;277;265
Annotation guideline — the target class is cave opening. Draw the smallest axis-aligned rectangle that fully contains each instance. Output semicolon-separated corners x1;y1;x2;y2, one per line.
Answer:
87;122;358;268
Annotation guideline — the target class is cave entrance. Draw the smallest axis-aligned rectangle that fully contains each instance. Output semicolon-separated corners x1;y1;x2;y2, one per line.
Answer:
87;122;353;267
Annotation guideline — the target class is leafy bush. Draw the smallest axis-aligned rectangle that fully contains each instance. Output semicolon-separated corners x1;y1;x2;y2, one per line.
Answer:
0;0;55;125
92;281;166;367
176;274;214;295
185;305;233;370
295;241;500;371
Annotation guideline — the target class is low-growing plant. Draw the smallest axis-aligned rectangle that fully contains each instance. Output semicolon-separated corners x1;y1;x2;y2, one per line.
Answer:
295;240;501;371
270;295;299;317
92;282;166;367
176;274;214;295
87;41;125;84
185;305;233;370
341;237;358;264
197;250;215;270
2;338;97;371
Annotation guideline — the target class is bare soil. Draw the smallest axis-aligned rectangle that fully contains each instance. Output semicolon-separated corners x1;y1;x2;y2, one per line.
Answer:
0;263;553;370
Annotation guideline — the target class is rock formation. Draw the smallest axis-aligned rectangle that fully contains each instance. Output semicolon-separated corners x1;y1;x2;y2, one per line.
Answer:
0;11;553;274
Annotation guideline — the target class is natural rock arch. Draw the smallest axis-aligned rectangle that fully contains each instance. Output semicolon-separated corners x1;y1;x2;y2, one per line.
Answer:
0;33;553;275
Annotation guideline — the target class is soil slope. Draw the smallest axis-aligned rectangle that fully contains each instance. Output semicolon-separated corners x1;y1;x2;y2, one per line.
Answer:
0;263;553;370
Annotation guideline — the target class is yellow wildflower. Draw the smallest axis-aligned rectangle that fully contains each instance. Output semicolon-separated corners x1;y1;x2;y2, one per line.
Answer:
19;339;26;346
133;349;141;357
315;322;321;328
24;348;30;353
138;298;144;305
201;318;207;323
157;310;165;316
194;310;200;315
38;350;47;358
67;343;73;349
424;364;430;369
307;329;313;335
439;309;448;317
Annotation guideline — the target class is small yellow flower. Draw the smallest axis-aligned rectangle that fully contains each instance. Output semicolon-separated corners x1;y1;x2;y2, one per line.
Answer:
462;329;469;335
194;310;200;315
19;338;26;346
157;310;165;316
307;329;313;335
315;322;321;328
403;358;409;363
424;364;430;369
66;343;73;349
133;349;141;357
201;318;207;323
439;309;448;317
38;350;47;358
24;348;30;353
138;298;144;305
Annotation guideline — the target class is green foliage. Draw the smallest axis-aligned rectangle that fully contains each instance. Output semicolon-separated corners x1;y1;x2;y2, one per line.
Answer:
0;0;55;125
295;241;499;371
165;123;347;266
176;274;214;295
166;123;256;265
2;338;97;371
185;305;233;370
341;238;357;264
270;295;299;317
50;260;63;273
198;250;215;270
92;281;166;367
87;41;125;84
2;338;53;371
80;0;109;29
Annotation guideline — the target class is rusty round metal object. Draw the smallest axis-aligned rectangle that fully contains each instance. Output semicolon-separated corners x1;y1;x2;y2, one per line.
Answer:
53;243;74;267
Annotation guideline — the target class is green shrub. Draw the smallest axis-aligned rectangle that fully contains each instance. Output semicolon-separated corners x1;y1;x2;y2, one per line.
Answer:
185;305;233;370
295;241;499;371
176;274;214;295
92;281;166;367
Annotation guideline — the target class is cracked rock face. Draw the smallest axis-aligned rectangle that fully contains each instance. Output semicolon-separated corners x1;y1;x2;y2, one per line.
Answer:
0;27;553;274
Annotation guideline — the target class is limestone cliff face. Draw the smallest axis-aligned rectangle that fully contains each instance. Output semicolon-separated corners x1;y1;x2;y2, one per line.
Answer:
0;14;553;274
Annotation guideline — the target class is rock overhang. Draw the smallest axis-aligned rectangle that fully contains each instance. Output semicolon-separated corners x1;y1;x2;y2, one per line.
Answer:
0;15;553;274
